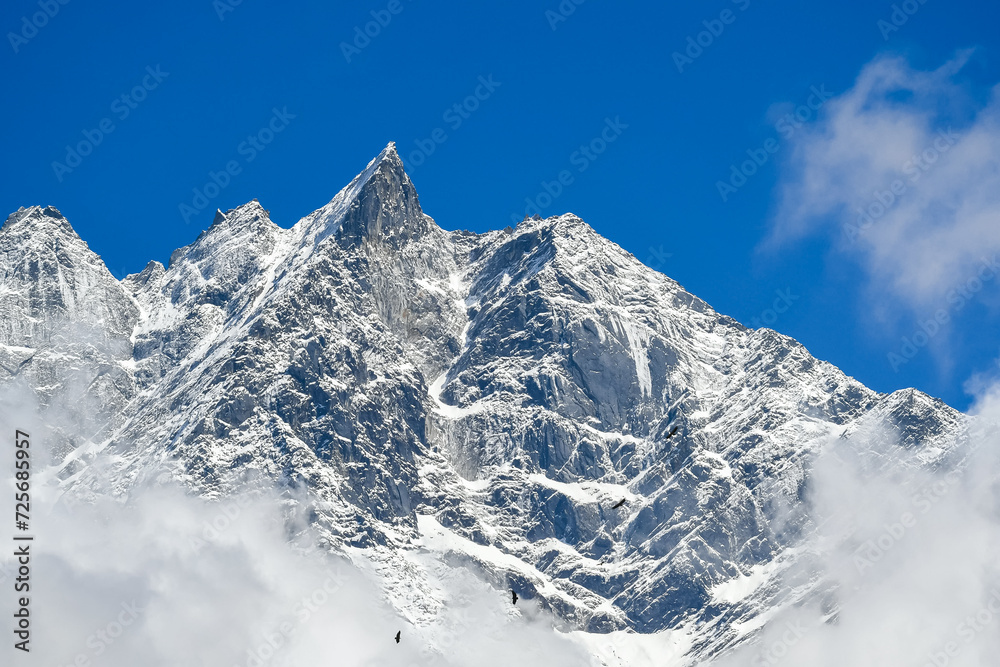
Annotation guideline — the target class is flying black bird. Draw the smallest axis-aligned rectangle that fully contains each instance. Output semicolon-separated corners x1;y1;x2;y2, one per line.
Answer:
395;631;400;644
511;590;518;605
611;499;627;509
665;426;679;439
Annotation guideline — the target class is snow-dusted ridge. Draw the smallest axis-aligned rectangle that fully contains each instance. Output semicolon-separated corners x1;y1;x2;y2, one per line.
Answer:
0;143;969;665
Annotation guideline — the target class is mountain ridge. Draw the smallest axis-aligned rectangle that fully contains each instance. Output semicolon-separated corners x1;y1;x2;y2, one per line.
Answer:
1;143;969;663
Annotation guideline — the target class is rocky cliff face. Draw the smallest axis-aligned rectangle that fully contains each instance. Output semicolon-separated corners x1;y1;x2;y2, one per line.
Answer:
0;143;967;663
0;205;138;452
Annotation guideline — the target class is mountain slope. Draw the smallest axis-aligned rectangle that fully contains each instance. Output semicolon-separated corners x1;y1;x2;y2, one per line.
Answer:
0;143;968;663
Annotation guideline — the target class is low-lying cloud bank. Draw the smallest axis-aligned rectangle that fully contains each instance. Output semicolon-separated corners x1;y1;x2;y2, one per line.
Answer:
711;382;1000;667
0;389;590;667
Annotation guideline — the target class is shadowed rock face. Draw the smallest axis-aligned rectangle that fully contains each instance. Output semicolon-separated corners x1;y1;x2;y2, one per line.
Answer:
336;148;429;250
1;144;967;660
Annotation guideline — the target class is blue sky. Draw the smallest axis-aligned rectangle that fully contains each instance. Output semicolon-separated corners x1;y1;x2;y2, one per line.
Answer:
2;0;999;409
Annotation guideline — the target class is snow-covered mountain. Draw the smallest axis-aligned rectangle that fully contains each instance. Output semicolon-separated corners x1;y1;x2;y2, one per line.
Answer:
0;143;968;664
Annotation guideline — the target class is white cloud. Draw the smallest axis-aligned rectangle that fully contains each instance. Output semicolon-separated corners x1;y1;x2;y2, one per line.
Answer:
0;478;594;667
710;380;1000;667
769;51;1000;310
0;388;593;667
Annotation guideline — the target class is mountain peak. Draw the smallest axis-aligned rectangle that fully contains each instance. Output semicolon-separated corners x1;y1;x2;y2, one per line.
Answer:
380;140;399;159
168;199;280;269
209;199;273;231
338;141;429;248
295;142;432;250
3;144;970;664
346;141;405;192
0;206;137;350
3;205;79;239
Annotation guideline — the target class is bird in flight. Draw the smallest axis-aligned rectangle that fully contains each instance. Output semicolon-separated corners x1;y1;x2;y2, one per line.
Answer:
395;631;400;644
611;499;627;509
511;590;518;605
665;426;679;439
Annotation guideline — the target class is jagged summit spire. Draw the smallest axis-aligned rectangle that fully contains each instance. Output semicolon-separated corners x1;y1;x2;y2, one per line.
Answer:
346;142;405;190
380;140;399;160
295;142;431;250
337;141;428;249
351;141;409;193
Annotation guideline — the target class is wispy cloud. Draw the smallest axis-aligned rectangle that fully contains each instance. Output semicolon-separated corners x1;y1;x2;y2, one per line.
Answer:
768;50;1000;310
